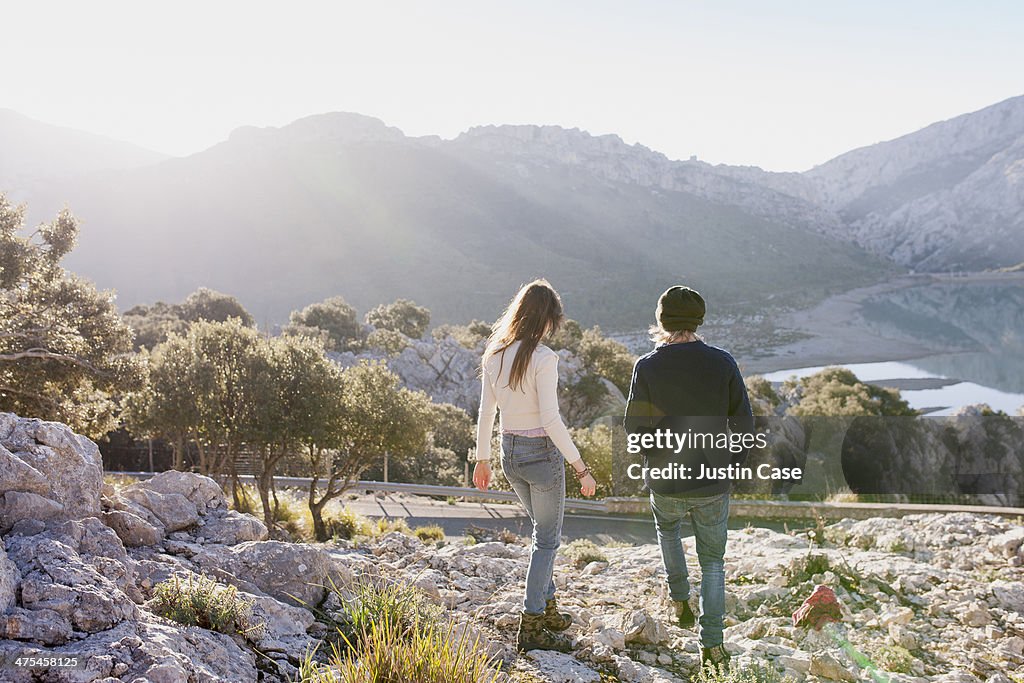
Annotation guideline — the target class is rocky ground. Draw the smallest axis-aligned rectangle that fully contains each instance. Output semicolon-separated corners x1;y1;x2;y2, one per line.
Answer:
2;412;1023;682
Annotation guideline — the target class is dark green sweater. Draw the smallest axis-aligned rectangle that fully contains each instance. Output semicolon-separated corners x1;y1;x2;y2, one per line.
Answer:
623;340;754;496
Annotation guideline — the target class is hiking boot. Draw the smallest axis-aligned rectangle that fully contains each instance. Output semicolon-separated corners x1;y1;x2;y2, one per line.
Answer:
701;643;731;672
672;598;696;629
517;611;572;653
543;598;572;632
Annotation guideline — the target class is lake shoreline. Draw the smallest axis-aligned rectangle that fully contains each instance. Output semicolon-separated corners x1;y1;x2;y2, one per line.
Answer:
736;270;1024;376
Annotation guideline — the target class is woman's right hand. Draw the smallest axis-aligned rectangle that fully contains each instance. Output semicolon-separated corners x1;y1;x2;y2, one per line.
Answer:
578;472;597;497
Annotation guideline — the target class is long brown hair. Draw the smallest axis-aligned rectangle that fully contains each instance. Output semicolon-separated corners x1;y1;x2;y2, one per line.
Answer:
484;279;564;391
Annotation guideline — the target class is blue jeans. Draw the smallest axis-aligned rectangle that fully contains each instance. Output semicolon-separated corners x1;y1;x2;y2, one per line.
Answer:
501;433;565;615
650;490;730;647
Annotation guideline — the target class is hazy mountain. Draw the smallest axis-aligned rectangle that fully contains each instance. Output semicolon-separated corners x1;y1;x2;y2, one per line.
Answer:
804;95;1024;269
14;112;886;330
0;109;167;196
8;94;1022;329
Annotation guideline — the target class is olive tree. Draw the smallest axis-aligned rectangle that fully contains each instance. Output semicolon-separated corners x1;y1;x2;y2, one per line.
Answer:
284;296;366;351
365;298;431;339
0;195;141;438
305;360;431;541
126;319;269;506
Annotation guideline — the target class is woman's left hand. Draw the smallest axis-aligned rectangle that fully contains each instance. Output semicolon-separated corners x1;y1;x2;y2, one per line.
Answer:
473;461;492;491
578;472;597;497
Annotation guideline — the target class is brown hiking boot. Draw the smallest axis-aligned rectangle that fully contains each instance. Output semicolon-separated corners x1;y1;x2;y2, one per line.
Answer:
701;644;731;672
517;611;572;653
672;598;696;629
543;598;572;632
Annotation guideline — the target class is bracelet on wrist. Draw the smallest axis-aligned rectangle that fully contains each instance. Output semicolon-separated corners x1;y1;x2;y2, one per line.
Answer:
573;465;590;481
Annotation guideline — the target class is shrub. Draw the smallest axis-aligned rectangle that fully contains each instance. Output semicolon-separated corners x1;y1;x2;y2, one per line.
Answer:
870;644;914;673
299;617;500;683
322;507;369;540
334;580;440;648
150;575;264;641
695;662;787;682
564;539;608;569
298;578;500;683
413;525;445;543
232;484;310;539
367;517;411;538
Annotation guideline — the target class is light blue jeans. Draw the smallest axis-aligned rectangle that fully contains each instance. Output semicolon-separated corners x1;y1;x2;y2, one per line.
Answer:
501;433;565;615
650;490;730;647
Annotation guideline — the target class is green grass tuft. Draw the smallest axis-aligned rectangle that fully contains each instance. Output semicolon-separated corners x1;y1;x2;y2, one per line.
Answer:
150;574;265;641
564;539;608;569
413;524;446;543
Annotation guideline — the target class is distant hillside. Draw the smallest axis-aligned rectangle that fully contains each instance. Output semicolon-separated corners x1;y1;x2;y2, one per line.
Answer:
17;113;887;330
804;95;1024;270
0;109;167;195
11;95;1023;330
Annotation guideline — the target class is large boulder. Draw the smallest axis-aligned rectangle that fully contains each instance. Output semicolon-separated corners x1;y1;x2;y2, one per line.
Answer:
0;413;103;519
120;487;199;532
3;518;139;635
196;509;268;545
103;509;165;547
231;540;352;607
0;491;65;534
0;617;259;683
135;470;227;512
0;541;18;613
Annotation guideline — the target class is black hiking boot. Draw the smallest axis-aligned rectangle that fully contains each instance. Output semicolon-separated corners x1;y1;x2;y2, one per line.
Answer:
672;599;696;629
517;611;573;653
701;643;731;672
543;598;572;632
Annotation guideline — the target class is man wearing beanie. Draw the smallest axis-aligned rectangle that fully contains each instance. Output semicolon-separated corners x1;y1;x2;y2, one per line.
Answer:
623;285;753;673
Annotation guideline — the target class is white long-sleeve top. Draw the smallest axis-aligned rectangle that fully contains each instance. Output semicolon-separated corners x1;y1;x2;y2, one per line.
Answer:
474;341;582;464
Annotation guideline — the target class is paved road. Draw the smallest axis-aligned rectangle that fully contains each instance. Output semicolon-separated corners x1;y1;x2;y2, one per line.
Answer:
347;493;798;544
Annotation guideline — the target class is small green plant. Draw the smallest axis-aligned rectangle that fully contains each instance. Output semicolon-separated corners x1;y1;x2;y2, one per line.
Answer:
695;662;788;682
103;473;137;490
150;574;264;641
870;644;914;674
298;578;503;683
785;552;831;586
323;507;368;540
413;524;445;543
564;539;608;569
366;516;411;538
298;616;501;682
332;579;440;649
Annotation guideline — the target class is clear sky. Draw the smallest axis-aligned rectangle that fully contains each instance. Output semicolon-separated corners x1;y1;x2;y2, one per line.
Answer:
3;1;1022;171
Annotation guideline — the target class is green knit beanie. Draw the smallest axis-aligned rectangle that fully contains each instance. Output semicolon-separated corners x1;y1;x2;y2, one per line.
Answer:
657;286;705;332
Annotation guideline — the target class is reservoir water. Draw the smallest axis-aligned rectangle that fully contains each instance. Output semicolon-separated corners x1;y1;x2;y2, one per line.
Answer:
763;358;1024;416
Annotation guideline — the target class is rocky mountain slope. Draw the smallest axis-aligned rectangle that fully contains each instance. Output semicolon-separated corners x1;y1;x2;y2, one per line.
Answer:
2;412;1023;682
4;96;1023;328
13;112;885;330
805;95;1024;270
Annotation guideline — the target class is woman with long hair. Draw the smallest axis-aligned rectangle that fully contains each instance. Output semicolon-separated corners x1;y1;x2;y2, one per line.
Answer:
473;279;597;653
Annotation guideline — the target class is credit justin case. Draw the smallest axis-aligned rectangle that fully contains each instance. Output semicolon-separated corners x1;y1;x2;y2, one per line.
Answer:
626;462;803;481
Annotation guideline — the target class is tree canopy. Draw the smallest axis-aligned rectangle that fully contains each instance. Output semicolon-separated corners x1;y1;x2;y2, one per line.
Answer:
284;296;366;352
124;288;253;350
365;298;431;339
0;195;141;438
787;367;917;417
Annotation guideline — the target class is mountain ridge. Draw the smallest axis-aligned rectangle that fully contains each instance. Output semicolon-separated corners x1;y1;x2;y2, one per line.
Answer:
4;96;1022;326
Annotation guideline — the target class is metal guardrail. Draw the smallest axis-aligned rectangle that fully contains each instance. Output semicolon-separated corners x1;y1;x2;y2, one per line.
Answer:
113;472;1024;521
113;472;608;513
